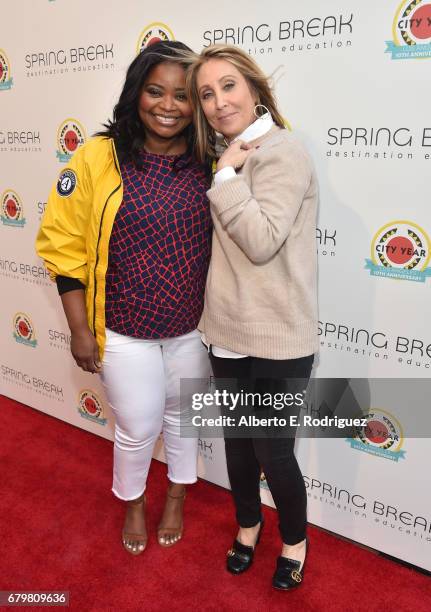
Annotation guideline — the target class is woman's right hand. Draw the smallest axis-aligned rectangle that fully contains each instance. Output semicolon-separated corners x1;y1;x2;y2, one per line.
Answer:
70;328;102;373
216;140;254;172
59;288;101;373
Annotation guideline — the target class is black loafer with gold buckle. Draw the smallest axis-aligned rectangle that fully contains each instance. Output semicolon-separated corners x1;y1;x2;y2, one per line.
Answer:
226;520;264;574
272;544;308;591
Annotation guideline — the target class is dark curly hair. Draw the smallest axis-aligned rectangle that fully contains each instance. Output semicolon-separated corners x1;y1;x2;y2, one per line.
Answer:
96;41;196;168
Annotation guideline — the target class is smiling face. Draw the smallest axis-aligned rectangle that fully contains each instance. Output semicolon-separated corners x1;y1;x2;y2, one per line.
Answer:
196;58;257;140
138;61;193;144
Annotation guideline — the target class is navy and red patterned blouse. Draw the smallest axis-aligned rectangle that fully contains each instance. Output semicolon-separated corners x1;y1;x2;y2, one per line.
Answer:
105;150;212;339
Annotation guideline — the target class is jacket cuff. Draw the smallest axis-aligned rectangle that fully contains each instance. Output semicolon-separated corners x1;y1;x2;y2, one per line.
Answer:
56;276;86;295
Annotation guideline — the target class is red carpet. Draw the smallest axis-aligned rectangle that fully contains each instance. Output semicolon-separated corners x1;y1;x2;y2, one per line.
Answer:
1;394;430;611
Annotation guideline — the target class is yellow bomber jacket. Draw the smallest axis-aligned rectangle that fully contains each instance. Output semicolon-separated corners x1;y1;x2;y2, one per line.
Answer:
36;137;123;359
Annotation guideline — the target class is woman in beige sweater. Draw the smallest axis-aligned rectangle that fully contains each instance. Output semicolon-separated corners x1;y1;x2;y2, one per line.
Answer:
186;45;318;589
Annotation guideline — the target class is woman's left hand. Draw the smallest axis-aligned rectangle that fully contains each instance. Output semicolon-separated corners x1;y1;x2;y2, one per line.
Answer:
216;140;254;172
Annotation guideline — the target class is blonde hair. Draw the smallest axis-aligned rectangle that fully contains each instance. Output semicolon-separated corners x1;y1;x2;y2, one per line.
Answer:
185;45;285;162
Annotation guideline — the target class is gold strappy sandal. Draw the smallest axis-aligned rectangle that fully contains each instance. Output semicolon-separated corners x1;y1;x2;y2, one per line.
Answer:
122;494;147;555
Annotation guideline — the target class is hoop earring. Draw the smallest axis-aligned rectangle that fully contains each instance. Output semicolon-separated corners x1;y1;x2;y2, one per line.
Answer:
253;104;270;118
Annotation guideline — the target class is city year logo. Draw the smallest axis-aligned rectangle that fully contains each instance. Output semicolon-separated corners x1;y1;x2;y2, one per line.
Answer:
386;0;431;59
0;49;13;90
365;220;431;282
1;190;26;227
136;22;175;53
56;118;86;162
77;390;107;425
347;409;406;462
13;312;37;347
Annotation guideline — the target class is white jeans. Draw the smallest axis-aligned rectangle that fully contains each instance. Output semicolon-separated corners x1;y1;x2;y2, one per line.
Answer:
101;328;209;501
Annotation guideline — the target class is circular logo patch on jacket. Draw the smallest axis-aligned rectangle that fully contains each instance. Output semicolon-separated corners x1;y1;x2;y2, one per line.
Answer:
57;169;77;197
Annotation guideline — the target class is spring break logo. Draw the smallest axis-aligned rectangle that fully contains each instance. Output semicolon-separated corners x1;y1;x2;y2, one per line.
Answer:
385;0;431;59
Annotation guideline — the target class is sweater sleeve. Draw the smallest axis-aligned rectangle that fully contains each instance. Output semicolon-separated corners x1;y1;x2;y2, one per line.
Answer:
35;145;93;286
207;140;312;264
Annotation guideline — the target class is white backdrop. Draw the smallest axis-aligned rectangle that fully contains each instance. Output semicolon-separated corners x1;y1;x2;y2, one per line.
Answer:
1;0;430;571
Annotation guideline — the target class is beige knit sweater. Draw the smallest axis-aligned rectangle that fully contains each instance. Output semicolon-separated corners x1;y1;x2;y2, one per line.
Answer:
199;125;318;360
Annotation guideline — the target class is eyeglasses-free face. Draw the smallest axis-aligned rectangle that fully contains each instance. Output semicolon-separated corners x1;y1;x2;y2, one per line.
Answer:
196;58;257;141
138;61;193;144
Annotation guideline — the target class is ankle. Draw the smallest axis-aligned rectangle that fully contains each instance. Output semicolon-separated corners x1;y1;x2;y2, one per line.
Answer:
281;539;306;558
167;482;186;498
238;522;261;546
126;494;145;510
239;522;260;533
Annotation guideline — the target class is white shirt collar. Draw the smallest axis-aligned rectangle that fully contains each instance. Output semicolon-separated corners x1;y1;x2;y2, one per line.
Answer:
231;112;274;144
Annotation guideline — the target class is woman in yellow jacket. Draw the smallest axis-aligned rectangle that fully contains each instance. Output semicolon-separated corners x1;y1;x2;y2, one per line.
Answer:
36;41;212;555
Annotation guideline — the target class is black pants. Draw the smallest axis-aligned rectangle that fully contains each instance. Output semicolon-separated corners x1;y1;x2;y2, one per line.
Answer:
209;351;314;545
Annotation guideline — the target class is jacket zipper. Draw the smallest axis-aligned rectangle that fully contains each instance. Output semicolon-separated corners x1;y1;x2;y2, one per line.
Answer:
92;143;122;334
